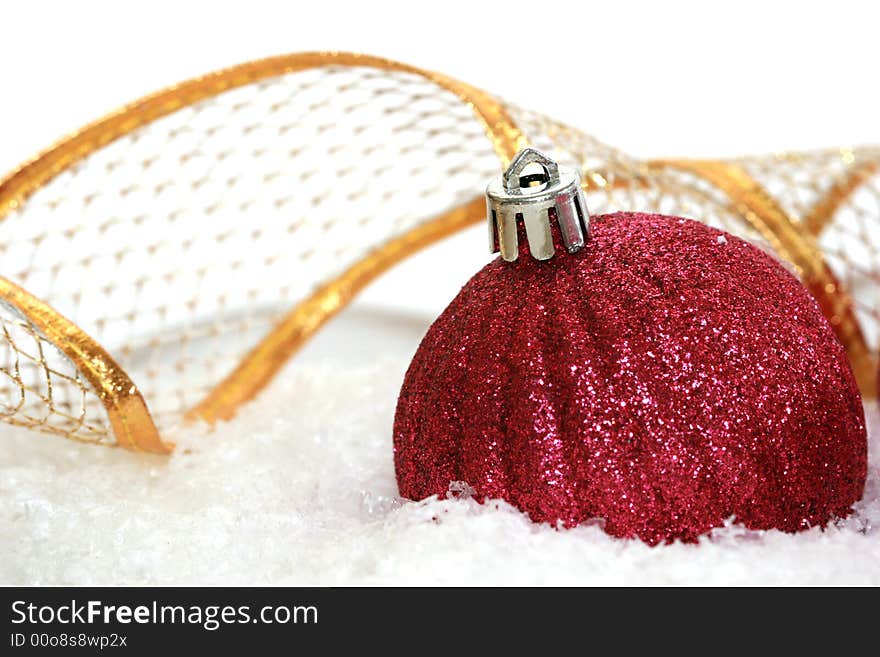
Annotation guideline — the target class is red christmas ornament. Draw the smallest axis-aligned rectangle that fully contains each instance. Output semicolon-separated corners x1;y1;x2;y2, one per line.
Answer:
393;149;867;544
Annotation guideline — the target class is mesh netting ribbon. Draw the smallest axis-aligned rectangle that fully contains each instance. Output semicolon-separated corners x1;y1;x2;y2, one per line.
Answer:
0;52;877;453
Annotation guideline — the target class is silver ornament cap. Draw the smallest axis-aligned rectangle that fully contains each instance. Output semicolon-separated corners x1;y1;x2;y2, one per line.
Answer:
486;148;590;262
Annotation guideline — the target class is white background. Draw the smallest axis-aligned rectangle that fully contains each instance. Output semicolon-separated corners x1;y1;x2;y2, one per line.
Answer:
2;0;879;317
2;0;879;172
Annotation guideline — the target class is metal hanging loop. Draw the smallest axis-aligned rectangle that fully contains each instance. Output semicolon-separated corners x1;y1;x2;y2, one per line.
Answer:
502;148;561;193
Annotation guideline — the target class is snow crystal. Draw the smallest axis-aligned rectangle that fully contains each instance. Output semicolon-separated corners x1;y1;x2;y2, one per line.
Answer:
1;357;878;585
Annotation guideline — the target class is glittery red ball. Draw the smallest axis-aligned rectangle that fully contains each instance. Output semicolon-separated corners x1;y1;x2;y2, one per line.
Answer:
393;212;867;544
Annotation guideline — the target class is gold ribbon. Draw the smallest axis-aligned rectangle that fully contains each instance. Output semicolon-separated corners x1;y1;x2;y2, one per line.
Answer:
0;52;874;452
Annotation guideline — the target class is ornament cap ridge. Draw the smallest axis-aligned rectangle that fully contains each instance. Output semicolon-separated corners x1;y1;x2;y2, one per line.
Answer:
486;148;590;262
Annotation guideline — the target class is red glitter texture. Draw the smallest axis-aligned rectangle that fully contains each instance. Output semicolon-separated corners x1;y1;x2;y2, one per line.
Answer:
393;212;867;544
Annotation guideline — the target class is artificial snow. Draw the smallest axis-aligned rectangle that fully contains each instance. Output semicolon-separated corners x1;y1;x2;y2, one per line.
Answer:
1;354;878;585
